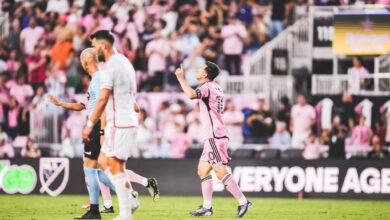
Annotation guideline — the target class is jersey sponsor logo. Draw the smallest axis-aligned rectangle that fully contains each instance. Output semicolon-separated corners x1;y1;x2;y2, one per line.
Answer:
39;158;69;196
84;151;92;155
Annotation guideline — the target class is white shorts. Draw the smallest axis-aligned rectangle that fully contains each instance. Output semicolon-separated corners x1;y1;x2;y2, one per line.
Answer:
101;125;137;160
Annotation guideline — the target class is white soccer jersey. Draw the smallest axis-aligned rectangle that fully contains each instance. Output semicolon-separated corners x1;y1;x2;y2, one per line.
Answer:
101;53;138;128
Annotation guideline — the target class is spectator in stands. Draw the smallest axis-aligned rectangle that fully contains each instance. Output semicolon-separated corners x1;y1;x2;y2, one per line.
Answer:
269;0;294;39
368;135;389;159
290;93;316;148
221;15;248;75
170;120;191;159
147;133;171;159
351;115;373;147
277;96;291;129
53;14;73;42
135;109;154;158
270;121;291;148
244;96;273;144
380;101;390;146
65;49;80;88
51;34;74;70
62;110;85;158
6;19;21;51
165;50;182;91
374;120;386;146
303;133;321;160
333;92;355;132
0;124;14;158
145;20;169;91
328;116;347;159
187;104;203;145
20;18;44;55
223;99;244;147
6;96;20;140
26;44;47;91
348;56;370;90
163;104;186;142
9;74;34;108
21;137;41;158
249;12;270;52
7;49;24;78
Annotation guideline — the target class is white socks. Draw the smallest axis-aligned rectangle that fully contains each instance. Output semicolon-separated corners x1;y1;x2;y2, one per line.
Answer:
238;196;248;206
104;200;112;208
142;178;148;187
203;200;212;209
111;173;133;219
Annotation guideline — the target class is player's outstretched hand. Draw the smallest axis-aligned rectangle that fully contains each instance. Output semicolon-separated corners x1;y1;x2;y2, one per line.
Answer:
48;95;60;106
174;64;185;80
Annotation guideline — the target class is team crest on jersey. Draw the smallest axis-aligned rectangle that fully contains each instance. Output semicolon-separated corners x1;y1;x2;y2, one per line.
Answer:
39;158;69;197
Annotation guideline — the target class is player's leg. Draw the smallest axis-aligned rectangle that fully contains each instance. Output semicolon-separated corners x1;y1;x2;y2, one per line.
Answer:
75;157;101;219
107;157;133;220
212;138;252;218
97;152;115;213
75;121;103;219
190;160;214;216
190;139;214;217
99;143;140;213
125;169;160;201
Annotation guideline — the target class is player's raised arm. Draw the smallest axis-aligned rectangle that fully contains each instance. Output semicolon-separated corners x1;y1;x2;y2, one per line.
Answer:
48;95;86;111
174;64;197;99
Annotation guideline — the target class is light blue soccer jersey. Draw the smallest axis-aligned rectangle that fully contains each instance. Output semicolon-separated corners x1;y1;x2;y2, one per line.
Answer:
87;71;101;117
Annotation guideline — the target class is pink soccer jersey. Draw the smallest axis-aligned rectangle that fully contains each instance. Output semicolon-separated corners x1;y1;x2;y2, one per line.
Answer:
195;82;228;140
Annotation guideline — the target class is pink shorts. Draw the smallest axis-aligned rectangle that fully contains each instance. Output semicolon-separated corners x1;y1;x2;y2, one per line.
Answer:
200;138;231;167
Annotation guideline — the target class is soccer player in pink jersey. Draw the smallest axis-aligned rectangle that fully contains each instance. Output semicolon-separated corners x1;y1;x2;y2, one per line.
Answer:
174;62;252;218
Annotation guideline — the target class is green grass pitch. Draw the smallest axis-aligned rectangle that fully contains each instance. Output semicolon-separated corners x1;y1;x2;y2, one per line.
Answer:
0;195;389;220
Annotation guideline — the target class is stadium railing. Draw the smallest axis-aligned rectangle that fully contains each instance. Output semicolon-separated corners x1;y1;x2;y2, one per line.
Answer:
311;73;390;96
375;53;390;74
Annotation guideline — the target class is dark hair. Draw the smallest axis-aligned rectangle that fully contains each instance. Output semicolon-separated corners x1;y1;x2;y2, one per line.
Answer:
353;56;362;63
90;30;115;45
205;61;220;81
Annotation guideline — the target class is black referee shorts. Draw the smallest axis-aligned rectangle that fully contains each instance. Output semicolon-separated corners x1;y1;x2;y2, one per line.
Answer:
84;120;101;160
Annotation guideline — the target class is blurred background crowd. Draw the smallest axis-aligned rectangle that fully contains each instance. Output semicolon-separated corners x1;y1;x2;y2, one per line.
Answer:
0;0;389;160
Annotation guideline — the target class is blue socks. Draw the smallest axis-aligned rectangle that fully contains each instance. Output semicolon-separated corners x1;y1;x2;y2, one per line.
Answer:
84;167;100;206
97;169;116;192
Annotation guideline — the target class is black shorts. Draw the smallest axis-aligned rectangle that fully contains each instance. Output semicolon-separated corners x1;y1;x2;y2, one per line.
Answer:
84;120;101;160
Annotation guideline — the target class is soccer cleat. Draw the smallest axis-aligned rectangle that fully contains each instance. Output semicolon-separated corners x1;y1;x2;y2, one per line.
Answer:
99;205;114;213
74;210;101;219
190;206;213;216
81;200;91;209
146;177;160;201
131;191;140;213
236;201;252;218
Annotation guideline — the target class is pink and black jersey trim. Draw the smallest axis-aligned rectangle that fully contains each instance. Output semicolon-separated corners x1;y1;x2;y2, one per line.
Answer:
201;87;229;140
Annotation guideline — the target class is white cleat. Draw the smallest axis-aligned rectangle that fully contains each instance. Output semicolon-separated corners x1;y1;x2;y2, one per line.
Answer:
130;191;140;213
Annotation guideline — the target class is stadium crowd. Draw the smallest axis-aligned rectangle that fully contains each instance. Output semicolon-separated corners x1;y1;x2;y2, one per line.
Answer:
0;0;389;159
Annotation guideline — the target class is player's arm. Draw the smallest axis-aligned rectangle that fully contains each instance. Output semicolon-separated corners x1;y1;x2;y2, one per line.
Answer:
174;65;197;100
48;95;85;111
88;88;110;126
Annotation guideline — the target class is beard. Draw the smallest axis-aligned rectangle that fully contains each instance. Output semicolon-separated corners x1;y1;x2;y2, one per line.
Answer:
97;48;105;62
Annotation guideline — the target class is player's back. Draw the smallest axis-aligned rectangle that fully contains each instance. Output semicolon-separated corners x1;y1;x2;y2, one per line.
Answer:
196;81;228;140
102;53;138;128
